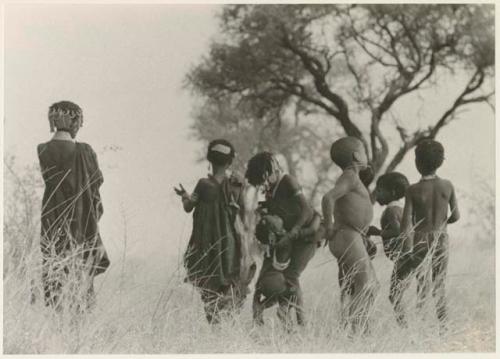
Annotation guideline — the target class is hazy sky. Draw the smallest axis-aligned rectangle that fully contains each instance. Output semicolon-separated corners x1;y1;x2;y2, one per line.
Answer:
4;4;495;262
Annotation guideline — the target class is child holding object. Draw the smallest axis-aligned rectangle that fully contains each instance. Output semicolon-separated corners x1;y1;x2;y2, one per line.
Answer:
246;152;320;327
322;137;379;333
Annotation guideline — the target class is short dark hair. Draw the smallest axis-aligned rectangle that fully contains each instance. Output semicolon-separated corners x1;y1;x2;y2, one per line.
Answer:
245;151;274;187
206;139;235;166
376;172;409;200
415;139;444;175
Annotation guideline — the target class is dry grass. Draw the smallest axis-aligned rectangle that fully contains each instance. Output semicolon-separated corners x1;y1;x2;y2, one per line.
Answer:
3;161;495;354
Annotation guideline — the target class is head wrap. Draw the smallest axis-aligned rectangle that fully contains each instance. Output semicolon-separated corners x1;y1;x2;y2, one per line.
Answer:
48;101;83;133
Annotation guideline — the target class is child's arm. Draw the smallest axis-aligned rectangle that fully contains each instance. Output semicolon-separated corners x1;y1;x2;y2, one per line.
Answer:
400;189;414;253
321;172;352;238
447;184;460;224
174;183;198;213
291;193;313;238
380;208;401;240
283;175;313;240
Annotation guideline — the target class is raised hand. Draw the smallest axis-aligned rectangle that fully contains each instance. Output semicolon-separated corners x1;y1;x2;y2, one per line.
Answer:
174;183;187;197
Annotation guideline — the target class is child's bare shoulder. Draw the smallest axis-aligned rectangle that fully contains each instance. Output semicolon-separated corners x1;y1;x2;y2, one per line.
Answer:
336;170;357;184
437;177;454;187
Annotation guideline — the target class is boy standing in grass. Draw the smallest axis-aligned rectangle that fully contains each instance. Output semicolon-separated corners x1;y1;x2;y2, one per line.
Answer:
368;172;411;326
322;137;379;333
400;139;460;328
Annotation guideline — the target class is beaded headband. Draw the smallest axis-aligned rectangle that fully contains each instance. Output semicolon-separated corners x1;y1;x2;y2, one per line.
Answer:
48;107;83;133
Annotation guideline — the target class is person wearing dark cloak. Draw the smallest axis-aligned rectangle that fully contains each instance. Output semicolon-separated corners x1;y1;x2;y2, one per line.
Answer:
246;152;318;327
174;139;255;325
37;101;110;312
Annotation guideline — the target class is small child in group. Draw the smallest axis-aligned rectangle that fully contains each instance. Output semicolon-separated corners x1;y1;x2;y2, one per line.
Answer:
400;139;460;328
367;172;411;326
252;209;321;326
322;137;379;332
246;152;320;327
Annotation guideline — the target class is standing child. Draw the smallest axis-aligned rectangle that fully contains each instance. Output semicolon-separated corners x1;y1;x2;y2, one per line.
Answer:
368;172;411;326
38;101;110;312
401;139;460;328
322;137;379;333
246;152;319;327
174;139;255;324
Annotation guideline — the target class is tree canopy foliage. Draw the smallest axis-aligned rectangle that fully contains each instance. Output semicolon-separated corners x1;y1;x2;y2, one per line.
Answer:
186;4;494;194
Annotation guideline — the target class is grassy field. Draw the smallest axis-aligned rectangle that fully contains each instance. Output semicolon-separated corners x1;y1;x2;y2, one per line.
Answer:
3;163;495;354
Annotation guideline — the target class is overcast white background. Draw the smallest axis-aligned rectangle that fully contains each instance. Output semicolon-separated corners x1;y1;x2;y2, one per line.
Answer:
4;4;495;265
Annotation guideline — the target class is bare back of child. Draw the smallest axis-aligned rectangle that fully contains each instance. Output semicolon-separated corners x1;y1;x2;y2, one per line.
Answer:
402;139;460;326
322;137;379;332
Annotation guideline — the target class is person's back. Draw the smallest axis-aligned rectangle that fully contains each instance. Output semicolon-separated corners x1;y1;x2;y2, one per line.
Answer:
401;139;460;328
38;140;77;201
407;178;454;233
38;101;109;311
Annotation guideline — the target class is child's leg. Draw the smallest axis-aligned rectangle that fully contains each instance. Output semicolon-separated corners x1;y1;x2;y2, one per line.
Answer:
388;254;414;327
201;290;221;325
292;284;305;326
252;290;265;325
283;240;316;326
277;290;297;331
331;228;379;332
336;261;353;328
412;236;431;313
432;234;449;324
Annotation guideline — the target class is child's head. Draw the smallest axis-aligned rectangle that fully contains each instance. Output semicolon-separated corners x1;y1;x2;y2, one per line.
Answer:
207;139;235;168
415;139;444;176
48;101;83;138
245;152;281;189
330;136;367;170
255;215;285;246
256;270;288;302
375;172;409;205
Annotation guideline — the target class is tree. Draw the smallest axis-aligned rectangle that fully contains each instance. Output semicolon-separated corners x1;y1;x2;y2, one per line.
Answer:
186;4;494;193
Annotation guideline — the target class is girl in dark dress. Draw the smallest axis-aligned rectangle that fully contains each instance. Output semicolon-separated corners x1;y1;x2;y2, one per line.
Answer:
246;152;318;327
174;139;254;324
37;101;109;311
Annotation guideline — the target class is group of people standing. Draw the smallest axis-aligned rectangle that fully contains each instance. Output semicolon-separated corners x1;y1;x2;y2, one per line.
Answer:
175;135;459;333
36;100;459;335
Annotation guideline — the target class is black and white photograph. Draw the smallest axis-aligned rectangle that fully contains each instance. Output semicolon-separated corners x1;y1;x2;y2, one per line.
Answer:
2;2;496;354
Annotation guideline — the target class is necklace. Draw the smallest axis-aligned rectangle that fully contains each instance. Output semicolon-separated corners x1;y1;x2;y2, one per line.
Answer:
421;174;437;181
